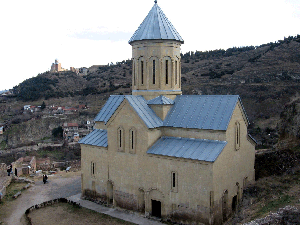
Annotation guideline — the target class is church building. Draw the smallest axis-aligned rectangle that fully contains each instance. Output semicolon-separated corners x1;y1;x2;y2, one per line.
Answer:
79;2;255;224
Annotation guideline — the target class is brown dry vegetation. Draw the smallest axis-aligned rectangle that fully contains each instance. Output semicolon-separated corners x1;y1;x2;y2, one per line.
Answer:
225;148;300;224
27;202;135;225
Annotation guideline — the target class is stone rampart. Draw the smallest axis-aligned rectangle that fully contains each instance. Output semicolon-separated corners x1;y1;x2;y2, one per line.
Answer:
0;176;12;201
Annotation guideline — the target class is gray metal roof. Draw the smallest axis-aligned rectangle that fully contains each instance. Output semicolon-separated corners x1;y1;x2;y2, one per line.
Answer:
94;96;124;123
94;95;162;128
129;2;184;44
147;136;227;162
163;95;243;130
147;95;174;105
78;129;108;147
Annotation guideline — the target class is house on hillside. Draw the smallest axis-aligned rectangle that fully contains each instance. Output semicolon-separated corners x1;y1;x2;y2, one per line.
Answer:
63;123;79;141
12;156;36;176
79;2;255;224
24;105;31;111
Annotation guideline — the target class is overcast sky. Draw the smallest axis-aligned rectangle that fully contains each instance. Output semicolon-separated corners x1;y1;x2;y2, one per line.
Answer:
1;0;299;91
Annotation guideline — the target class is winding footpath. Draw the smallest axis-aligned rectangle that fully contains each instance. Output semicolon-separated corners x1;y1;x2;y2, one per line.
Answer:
2;173;81;225
1;173;163;225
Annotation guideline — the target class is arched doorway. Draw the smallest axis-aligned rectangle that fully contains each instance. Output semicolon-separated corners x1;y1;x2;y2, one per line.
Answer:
152;199;161;218
107;180;114;205
232;195;237;212
148;189;164;218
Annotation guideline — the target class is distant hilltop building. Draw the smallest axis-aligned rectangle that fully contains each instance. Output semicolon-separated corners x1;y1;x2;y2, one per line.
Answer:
50;59;88;75
50;59;68;72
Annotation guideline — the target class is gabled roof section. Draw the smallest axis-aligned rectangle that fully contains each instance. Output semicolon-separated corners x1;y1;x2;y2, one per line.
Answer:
94;96;125;123
147;136;227;162
163;95;248;130
78;129;108;147
147;95;174;105
129;2;184;44
94;95;162;128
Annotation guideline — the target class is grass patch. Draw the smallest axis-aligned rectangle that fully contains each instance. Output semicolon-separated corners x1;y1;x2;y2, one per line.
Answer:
242;167;300;222
36;149;65;160
0;140;7;150
254;195;292;218
0;181;28;203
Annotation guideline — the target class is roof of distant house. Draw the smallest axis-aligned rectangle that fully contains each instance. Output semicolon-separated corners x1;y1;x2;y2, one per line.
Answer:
64;123;78;127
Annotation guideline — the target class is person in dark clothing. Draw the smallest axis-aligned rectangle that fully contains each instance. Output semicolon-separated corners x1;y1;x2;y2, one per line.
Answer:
43;175;46;184
7;168;10;176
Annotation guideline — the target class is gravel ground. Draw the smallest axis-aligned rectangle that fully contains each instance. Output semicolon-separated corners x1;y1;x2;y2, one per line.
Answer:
1;171;81;225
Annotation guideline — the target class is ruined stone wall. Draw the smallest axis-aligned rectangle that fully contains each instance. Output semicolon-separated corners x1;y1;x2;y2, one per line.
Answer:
0;163;7;177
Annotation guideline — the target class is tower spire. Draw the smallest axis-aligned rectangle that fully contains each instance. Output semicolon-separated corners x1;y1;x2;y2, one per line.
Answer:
154;0;157;4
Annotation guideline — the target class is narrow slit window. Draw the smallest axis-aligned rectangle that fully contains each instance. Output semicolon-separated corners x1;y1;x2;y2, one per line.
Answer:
131;130;134;150
133;62;135;86
236;122;240;150
165;60;169;84
153;60;156;84
141;61;144;85
175;61;178;85
171;171;177;192
91;162;95;176
119;129;122;148
172;172;176;188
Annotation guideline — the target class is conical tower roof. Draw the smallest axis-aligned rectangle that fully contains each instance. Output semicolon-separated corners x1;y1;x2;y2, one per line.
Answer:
129;2;184;44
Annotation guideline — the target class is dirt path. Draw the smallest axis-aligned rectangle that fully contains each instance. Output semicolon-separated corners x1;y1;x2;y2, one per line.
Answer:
1;172;81;225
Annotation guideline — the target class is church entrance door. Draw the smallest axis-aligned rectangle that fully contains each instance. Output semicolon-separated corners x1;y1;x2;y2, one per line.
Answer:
151;199;161;218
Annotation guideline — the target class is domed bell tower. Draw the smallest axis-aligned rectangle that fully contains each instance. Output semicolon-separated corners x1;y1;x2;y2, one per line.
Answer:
129;1;184;100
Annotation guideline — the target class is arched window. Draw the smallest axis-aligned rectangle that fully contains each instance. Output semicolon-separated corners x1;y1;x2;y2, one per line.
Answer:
235;122;240;150
129;127;136;153
175;60;178;85
91;162;95;176
179;59;181;88
153;60;156;84
165;60;169;84
117;127;124;152
141;60;144;85
171;171;178;192
133;61;136;86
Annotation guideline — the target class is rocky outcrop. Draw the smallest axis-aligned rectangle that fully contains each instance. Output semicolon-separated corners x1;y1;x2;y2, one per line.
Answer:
277;96;300;150
244;205;300;225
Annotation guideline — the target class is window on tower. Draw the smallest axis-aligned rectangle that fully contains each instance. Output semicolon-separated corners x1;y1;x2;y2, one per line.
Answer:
166;60;168;84
175;61;178;85
153;60;156;84
141;61;144;85
133;61;136;86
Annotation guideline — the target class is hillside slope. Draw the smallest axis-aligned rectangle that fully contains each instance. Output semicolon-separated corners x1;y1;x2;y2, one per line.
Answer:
5;35;300;148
